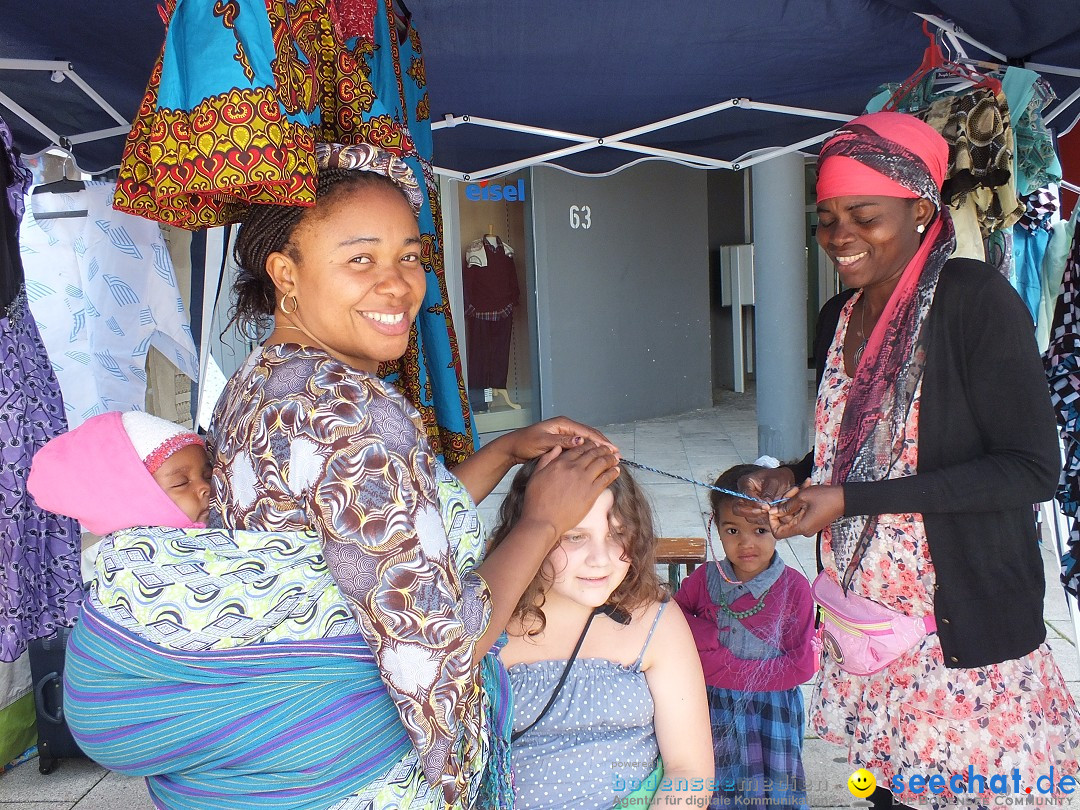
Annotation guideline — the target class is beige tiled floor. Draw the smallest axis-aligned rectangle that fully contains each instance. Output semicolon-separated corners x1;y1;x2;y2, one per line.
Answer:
3;387;1078;807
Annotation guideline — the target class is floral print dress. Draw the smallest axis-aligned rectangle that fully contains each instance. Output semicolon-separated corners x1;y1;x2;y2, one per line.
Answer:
810;293;1080;808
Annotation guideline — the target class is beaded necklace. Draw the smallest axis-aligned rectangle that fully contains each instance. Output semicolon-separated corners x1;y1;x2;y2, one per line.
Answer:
717;587;771;619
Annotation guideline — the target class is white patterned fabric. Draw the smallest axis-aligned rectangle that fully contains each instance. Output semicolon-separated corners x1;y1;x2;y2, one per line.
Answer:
20;181;198;427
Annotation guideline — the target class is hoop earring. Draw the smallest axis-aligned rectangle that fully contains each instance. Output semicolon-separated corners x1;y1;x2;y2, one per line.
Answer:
916;223;926;234
279;293;298;315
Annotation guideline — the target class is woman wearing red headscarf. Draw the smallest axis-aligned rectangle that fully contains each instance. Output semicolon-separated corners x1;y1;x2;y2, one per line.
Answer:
741;112;1080;808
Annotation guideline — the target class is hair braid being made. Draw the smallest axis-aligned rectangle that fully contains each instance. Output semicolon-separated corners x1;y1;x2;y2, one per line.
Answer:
228;168;412;337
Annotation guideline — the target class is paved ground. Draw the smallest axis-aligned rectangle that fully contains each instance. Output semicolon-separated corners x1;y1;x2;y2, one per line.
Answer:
3;387;1078;808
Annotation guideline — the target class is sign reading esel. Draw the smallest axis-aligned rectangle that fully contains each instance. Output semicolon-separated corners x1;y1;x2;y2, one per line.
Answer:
464;179;526;202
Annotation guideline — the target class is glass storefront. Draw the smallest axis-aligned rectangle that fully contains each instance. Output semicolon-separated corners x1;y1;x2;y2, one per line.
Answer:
441;170;537;435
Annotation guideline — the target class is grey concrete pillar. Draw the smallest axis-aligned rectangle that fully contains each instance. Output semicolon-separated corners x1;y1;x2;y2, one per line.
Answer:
751;153;809;461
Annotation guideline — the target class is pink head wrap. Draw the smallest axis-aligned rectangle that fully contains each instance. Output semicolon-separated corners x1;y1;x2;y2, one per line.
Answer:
27;411;205;535
816;111;949;204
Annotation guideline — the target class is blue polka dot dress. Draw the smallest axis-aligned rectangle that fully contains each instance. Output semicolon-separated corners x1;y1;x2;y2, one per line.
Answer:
506;603;667;809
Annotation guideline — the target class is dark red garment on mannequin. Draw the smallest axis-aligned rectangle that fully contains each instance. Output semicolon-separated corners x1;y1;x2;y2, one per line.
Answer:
464;238;519;390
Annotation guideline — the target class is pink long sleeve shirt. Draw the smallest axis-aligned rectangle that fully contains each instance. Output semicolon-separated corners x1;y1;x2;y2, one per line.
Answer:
674;557;816;692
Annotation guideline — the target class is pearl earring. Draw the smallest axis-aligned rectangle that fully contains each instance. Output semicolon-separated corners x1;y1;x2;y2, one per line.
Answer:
916;224;926;234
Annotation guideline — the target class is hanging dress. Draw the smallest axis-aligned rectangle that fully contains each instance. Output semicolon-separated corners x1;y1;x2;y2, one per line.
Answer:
463;237;519;391
112;0;475;462
20;182;199;428
0;116;83;670
364;3;475;462
1046;209;1080;594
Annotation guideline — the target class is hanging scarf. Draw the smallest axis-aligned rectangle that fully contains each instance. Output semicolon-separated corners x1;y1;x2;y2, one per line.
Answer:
817;115;957;590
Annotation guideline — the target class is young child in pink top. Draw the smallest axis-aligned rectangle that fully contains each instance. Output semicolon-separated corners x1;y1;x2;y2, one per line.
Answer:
674;463;816;810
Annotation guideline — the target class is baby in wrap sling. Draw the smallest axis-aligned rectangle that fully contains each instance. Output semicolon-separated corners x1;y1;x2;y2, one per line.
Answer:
27;411;495;810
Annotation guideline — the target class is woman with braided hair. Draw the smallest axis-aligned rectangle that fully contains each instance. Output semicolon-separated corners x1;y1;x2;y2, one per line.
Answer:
61;143;620;810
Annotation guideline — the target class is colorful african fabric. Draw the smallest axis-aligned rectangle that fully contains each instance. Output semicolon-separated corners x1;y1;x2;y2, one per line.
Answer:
71;522;504;807
316;140;423;212
208;341;491;802
90;527;356;650
1014;212;1051;321
920;88;1022;239
65;602;414;810
0;308;85;646
0;115;82;666
20;181;199;428
114;0;473;462
367;5;475;463
1037;213;1077;351
0;296;83;657
1001;67;1061;198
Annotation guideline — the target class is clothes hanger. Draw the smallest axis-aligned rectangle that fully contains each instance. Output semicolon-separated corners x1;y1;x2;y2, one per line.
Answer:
883;21;1001;111
31;153;87;219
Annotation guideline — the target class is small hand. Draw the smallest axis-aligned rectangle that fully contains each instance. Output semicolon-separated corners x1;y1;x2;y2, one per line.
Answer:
768;483;844;539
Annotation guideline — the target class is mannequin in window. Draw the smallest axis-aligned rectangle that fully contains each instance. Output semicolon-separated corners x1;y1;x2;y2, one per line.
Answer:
464;226;520;412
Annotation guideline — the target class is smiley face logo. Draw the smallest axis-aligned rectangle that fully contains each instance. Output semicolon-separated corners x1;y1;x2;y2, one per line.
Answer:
848;768;876;798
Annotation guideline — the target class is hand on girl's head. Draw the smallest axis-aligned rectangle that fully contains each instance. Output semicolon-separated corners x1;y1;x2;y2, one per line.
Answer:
732;466;795;521
533;444;562;471
521;441;620;540
508;416;620;464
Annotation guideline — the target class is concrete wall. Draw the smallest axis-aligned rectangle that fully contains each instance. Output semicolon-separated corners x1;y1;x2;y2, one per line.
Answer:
530;162;711;425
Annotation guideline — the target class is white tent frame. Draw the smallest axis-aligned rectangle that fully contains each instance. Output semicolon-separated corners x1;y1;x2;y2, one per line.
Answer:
429;14;1080;181
430;99;852;181
1;15;1078;179
0;57;129;168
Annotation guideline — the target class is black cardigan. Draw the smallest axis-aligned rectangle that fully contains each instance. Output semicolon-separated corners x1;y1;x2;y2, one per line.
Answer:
790;258;1060;668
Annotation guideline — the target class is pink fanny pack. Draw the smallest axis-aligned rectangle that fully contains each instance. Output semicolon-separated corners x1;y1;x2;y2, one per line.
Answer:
811;572;936;676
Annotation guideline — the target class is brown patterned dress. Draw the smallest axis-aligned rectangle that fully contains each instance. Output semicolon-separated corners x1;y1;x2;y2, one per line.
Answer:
209;342;493;806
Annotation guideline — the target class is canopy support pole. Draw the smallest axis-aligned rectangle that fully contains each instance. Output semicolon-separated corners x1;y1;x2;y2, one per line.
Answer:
752;151;809;461
0;57;131;158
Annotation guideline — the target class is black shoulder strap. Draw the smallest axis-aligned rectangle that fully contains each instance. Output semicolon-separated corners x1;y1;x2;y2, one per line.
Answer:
510;609;598;743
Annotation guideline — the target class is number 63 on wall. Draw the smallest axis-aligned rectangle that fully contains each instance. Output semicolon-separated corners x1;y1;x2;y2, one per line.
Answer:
569;205;592;229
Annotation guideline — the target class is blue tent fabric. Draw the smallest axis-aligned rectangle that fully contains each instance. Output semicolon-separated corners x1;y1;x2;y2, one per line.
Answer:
3;2;1079;176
